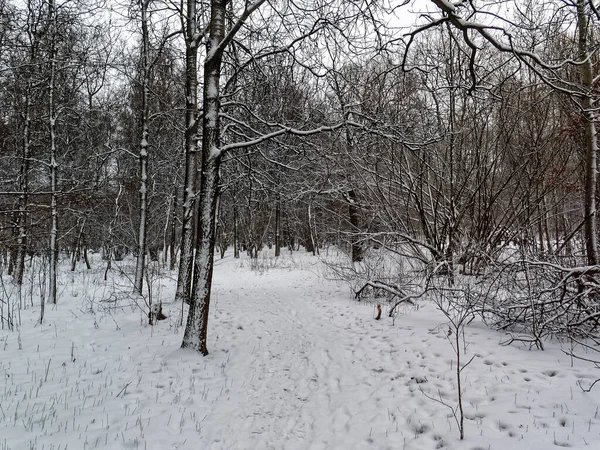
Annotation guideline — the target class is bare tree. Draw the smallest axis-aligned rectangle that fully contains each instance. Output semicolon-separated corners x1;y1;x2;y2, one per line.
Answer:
175;0;202;304
416;0;600;265
133;0;152;295
181;0;378;353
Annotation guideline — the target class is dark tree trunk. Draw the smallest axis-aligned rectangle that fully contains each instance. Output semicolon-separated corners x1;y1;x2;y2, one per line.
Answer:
275;199;281;257
347;189;362;262
175;0;201;303
233;205;239;258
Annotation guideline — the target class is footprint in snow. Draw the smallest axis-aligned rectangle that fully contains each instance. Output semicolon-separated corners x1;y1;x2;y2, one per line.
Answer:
542;370;559;377
406;375;428;385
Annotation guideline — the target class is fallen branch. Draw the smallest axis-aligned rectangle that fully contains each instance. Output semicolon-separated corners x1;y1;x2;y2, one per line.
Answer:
354;280;405;300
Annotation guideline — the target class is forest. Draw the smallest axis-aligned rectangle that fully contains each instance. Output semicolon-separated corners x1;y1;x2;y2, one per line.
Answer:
3;1;600;448
2;0;599;351
0;0;599;345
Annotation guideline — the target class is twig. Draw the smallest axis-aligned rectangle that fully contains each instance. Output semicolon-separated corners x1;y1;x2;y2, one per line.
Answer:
577;378;600;393
116;381;132;398
44;359;51;383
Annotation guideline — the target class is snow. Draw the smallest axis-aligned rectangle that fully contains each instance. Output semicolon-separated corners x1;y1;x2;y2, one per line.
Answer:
2;252;600;449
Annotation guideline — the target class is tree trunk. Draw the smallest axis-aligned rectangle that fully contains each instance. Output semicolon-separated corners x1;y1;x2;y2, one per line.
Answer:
71;220;85;272
48;0;58;306
578;0;599;265
175;0;200;304
134;0;151;295
169;183;178;271
307;202;317;256
104;184;122;281
7;216;16;276
181;0;226;355
162;194;172;267
14;86;31;286
275;198;281;257
82;233;91;270
233;205;239;258
542;195;552;254
285;211;294;252
347;189;362;262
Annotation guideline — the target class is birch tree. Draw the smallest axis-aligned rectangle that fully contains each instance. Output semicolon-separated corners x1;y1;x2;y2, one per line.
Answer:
133;0;151;295
180;0;381;353
47;0;57;306
174;0;202;304
181;0;262;354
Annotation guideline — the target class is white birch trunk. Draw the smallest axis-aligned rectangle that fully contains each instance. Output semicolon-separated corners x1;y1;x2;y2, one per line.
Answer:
134;0;151;295
48;0;58;307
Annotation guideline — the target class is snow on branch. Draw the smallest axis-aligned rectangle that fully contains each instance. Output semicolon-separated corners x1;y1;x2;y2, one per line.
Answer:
219;120;362;153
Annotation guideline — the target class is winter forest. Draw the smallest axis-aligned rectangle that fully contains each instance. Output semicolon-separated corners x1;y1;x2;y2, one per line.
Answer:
3;0;600;449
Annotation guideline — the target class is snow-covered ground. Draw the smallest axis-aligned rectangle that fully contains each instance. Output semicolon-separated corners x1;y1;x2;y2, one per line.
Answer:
1;252;600;449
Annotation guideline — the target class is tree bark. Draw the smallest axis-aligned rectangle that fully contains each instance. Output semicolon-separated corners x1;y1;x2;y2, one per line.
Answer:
347;190;362;262
233;204;239;258
175;0;200;304
169;183;178;271
48;0;58;306
134;0;151;295
182;0;226;354
578;0;599;265
14;85;31;287
307;202;317;256
275;198;281;257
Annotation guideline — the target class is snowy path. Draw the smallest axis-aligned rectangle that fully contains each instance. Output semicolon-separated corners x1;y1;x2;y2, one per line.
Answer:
205;266;399;450
2;254;600;450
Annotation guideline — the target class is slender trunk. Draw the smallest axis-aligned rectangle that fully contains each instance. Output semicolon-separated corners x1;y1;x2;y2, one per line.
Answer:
14;85;32;286
285;212;297;253
275;198;280;257
175;0;200;303
48;0;58;306
307;202;316;256
542;195;552;254
162;194;171;267
563;203;572;256
537;213;545;254
82;233;91;270
553;191;561;254
7;217;16;275
169;184;178;271
105;184;122;281
447;46;456;284
134;0;151;295
456;329;464;440
347;190;362;262
233;205;239;258
70;238;78;271
182;0;226;355
71;221;85;272
578;0;599;265
39;255;46;325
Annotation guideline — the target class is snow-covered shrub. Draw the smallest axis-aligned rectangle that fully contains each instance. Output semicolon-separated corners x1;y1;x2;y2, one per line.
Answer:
323;247;426;317
478;259;600;350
